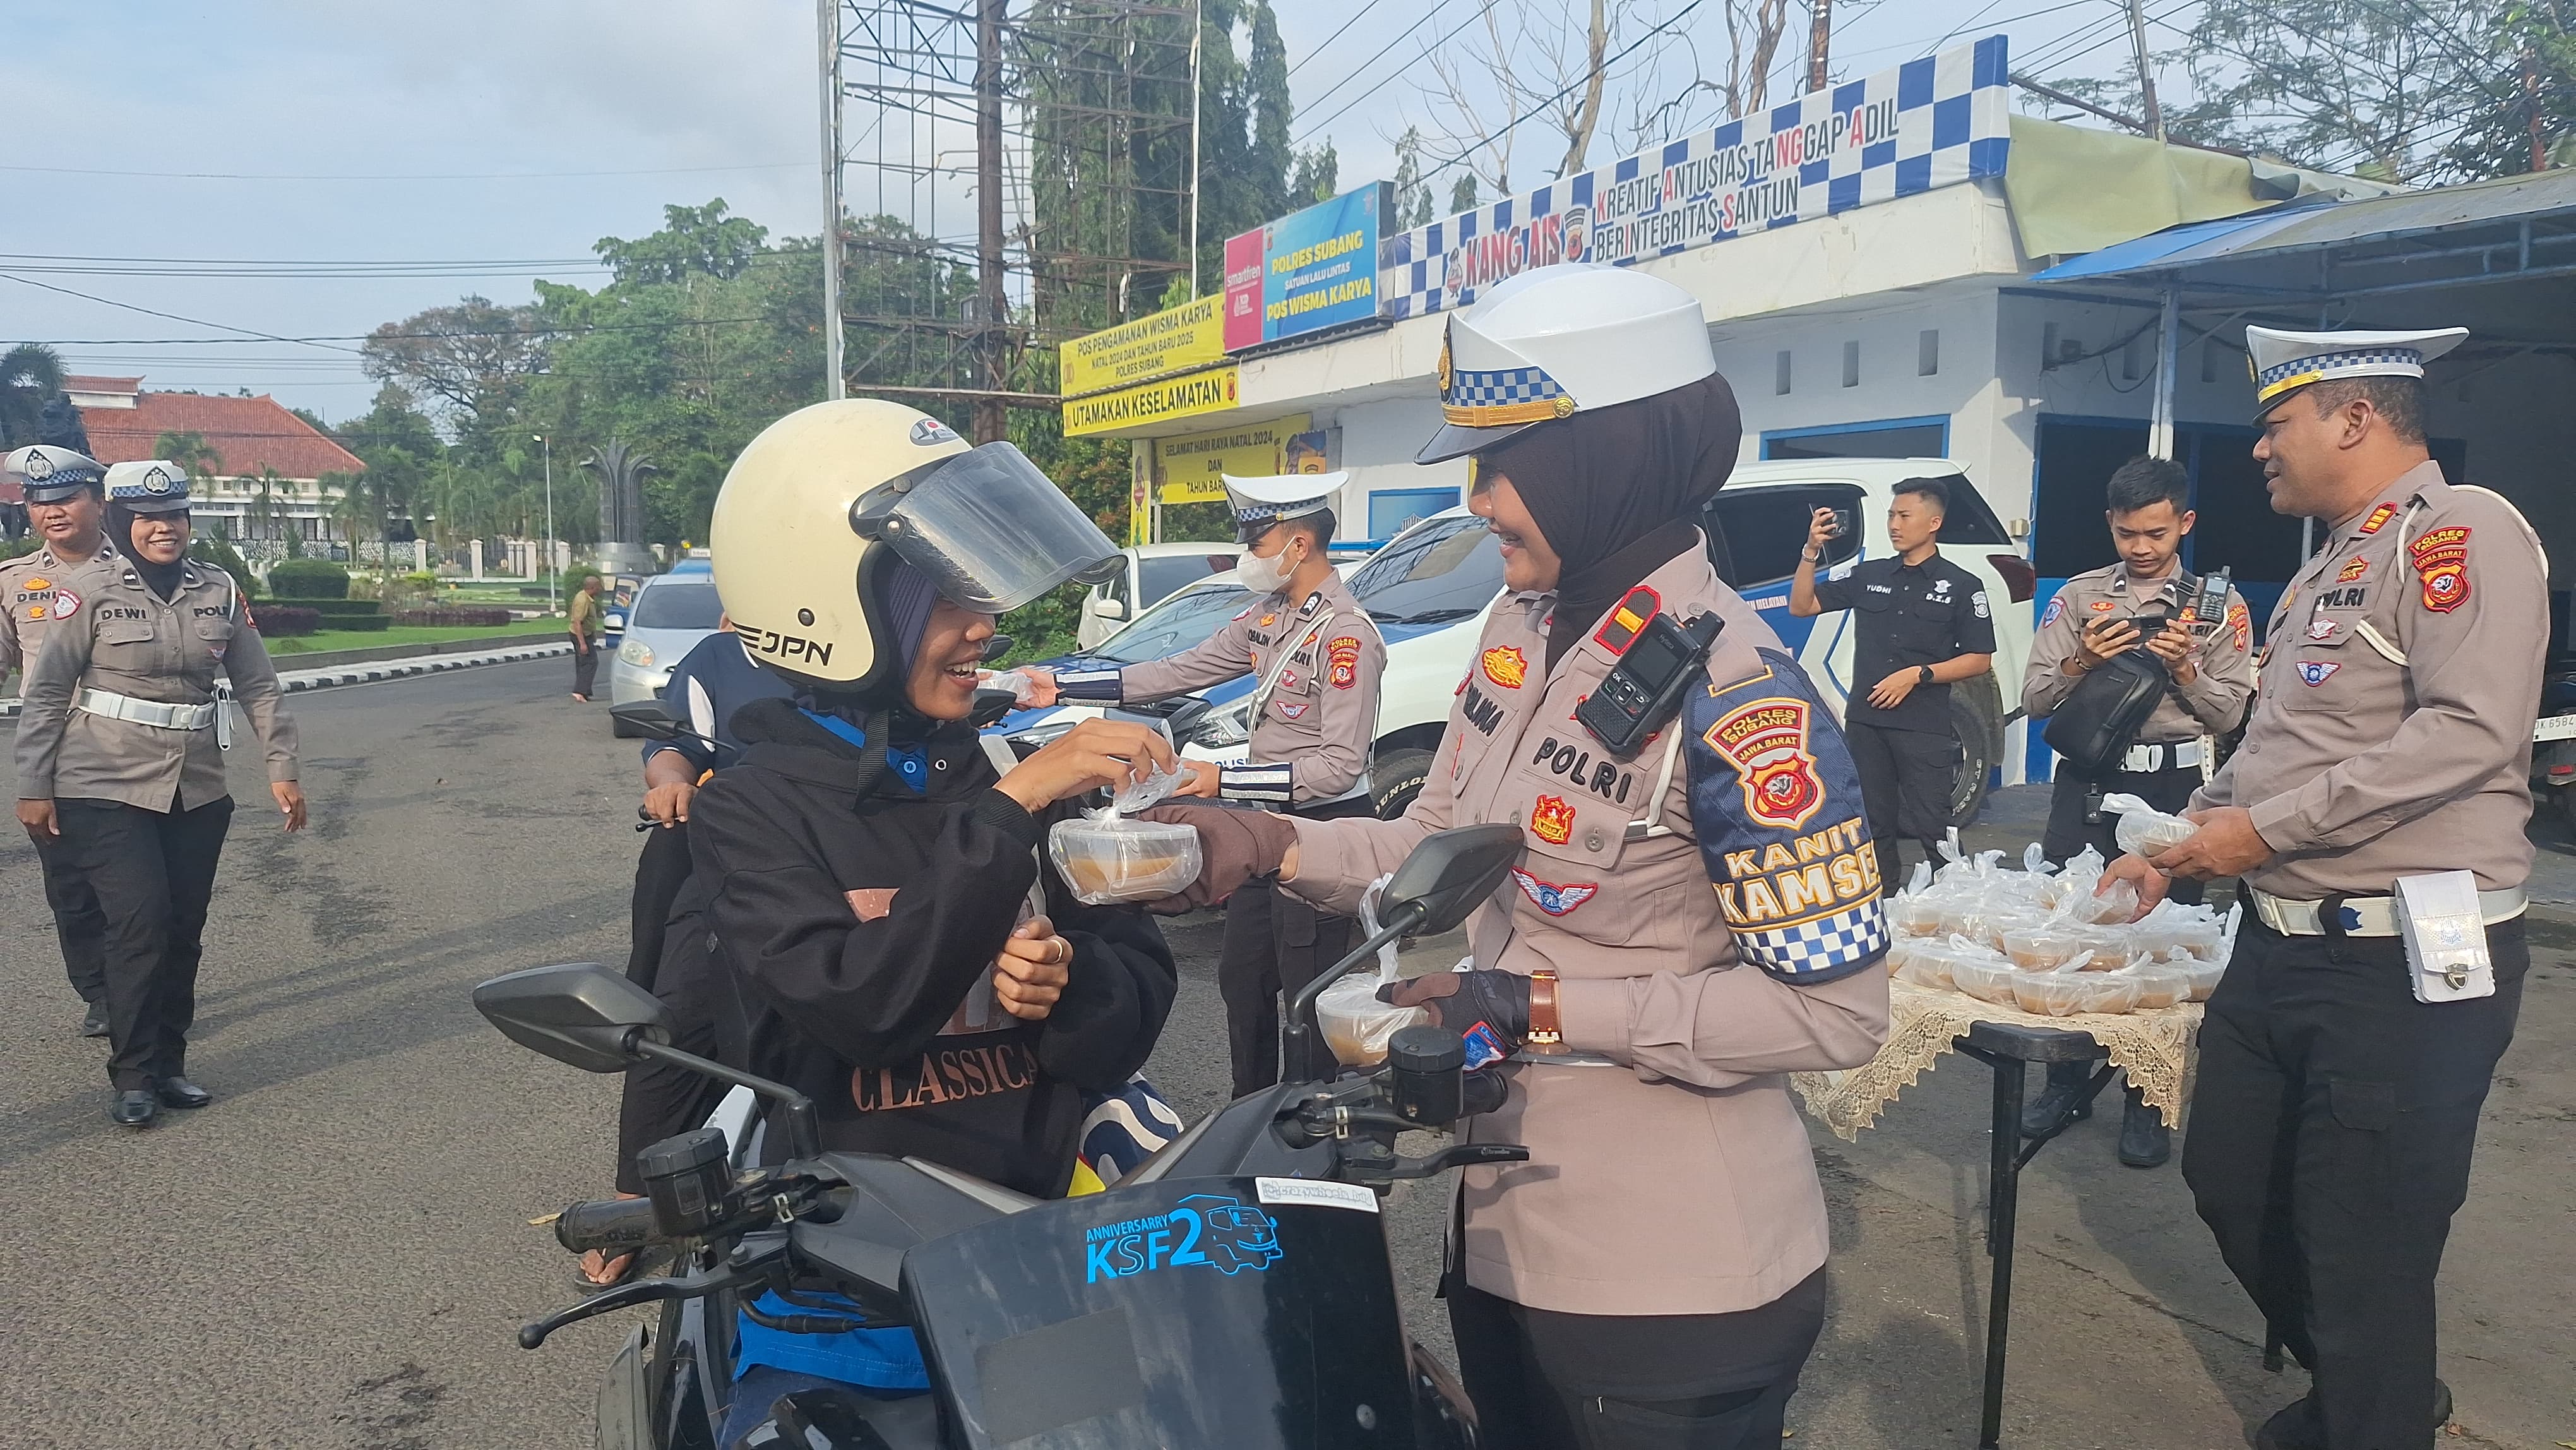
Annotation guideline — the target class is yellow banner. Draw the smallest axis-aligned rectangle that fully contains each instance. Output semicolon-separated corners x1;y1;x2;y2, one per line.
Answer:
1059;295;1228;399
1151;413;1314;505
1063;366;1239;438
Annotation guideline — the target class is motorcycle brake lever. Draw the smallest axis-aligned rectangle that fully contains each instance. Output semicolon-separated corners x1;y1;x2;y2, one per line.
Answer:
1386;1142;1530;1180
518;1258;773;1350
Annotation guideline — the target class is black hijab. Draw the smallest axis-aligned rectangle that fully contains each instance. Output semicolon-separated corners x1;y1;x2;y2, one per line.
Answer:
1484;371;1743;669
109;503;188;601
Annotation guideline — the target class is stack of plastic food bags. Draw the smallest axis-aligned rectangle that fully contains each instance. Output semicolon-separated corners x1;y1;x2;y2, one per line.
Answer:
1880;829;2237;1016
1047;755;1204;905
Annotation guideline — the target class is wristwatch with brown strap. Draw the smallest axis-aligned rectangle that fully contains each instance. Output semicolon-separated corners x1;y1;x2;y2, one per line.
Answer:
1525;969;1566;1054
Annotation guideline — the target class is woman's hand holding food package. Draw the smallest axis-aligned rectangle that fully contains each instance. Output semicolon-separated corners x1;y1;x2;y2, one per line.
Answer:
1130;803;1298;913
993;914;1073;1021
994;719;1178;813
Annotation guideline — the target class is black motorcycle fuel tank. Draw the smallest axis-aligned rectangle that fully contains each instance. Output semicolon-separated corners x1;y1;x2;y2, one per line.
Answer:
900;1173;1417;1449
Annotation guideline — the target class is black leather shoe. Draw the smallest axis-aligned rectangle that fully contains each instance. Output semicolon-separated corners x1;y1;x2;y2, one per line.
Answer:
2020;1072;2096;1137
80;1003;110;1038
109;1089;158;1127
153;1076;213;1110
2117;1087;2171;1168
2253;1379;2453;1449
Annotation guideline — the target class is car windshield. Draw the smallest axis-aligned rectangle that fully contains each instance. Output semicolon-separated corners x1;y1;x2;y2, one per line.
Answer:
630;582;722;630
1087;582;1253;664
1138;551;1236;606
1347;513;1504;624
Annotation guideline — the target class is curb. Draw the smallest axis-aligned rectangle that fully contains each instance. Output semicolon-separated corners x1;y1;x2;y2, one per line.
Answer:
0;641;575;719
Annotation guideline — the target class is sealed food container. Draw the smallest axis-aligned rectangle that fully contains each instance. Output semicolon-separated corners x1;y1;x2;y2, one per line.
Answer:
2010;972;2099;1017
1947;957;2022;1006
2107;793;2198;858
1315;973;1428;1067
2064;876;2141;925
1047;817;1202;905
2073;973;2144;1015
2180;957;2227;1002
1888;896;1945;937
2125;962;2191;1010
2003;928;2095;972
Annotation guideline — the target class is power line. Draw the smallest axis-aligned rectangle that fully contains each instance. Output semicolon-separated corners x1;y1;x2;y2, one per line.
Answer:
1287;0;1395;77
1407;0;1715;175
1292;0;1468;142
0;160;808;182
0;273;365;355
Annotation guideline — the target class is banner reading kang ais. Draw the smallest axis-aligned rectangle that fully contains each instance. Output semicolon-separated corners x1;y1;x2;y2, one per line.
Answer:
1226;183;1390;347
1379;35;2010;320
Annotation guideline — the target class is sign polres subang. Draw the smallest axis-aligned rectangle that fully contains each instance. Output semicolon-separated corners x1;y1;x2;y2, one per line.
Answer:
1381;35;2010;319
1224;182;1391;348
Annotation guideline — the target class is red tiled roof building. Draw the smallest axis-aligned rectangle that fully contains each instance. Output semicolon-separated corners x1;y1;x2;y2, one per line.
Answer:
70;375;363;544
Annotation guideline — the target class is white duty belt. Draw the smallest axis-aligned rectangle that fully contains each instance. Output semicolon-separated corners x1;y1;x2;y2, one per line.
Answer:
2120;739;2203;773
2249;885;2526;937
78;688;216;731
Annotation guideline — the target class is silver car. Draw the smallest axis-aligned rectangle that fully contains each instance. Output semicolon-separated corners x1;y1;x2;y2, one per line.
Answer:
607;574;725;734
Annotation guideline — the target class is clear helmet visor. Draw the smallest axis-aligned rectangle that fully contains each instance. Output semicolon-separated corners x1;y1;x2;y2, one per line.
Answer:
852;441;1120;614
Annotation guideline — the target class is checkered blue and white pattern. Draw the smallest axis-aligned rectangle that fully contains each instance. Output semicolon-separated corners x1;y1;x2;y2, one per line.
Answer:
2257;347;2424;390
1448;364;1566;409
1219;761;1295;805
1380;35;2010;321
1734;899;1891;984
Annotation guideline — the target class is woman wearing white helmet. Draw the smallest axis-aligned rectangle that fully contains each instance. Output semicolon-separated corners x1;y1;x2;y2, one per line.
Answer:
676;400;1184;1437
1150;265;1893;1449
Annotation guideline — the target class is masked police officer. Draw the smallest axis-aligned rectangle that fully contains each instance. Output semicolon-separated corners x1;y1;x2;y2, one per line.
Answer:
1;445;118;1034
1147;265;1892;1449
2103;327;2541;1449
1027;474;1387;1096
14;462;305;1128
2020;453;2253;1167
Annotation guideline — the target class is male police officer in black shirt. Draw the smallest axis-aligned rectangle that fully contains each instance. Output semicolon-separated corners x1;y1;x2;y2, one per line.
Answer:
1791;476;1996;872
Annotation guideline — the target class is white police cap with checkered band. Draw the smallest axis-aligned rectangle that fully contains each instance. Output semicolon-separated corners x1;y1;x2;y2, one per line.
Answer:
5;444;106;502
2246;325;2467;422
1417;263;1716;464
103;459;194;513
1222;470;1345;527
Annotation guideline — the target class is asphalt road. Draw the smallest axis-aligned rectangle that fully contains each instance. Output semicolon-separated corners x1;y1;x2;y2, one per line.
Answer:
3;659;2567;1448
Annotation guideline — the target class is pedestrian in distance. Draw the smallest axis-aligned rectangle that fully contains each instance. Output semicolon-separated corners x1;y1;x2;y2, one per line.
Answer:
1;445;120;1036
2100;325;2542;1449
13;461;304;1129
568;571;605;700
2018;454;2253;1168
1789;477;1996;875
1147;264;1892;1450
1023;472;1389;1096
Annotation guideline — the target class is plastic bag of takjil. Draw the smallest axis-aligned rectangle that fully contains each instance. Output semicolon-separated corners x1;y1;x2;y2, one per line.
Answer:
1046;747;1202;906
1313;873;1429;1067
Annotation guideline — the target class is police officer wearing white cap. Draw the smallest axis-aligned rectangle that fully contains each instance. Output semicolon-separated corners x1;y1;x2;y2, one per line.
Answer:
1143;264;1890;1449
2101;326;2541;1449
1027;472;1387;1094
14;460;304;1129
1;445;119;1034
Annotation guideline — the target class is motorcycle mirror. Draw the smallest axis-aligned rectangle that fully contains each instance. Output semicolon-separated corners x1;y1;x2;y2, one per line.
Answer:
1378;823;1525;935
970;686;1020;728
609;698;683;740
472;962;674;1073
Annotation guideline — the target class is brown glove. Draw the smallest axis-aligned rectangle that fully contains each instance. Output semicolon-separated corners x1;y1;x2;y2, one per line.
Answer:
1134;802;1297;914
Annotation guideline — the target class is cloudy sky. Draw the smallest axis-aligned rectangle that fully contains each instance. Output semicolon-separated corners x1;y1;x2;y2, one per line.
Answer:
1;0;2168;421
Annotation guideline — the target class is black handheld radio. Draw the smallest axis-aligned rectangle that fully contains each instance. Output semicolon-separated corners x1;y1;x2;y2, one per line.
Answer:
1574;611;1726;759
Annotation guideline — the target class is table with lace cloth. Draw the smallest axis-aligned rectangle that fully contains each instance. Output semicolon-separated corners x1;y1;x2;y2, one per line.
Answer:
1792;979;2206;1140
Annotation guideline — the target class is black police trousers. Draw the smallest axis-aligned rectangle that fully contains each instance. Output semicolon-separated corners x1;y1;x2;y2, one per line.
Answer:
1844;719;1959;872
614;820;729;1196
2039;760;2205;906
32;828;109;1005
56;795;234;1091
1448;1269;1825;1450
1220;877;1351;1098
2183;914;2526;1449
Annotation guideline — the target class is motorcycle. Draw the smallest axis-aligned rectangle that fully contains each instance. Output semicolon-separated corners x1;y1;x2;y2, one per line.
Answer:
475;821;1529;1450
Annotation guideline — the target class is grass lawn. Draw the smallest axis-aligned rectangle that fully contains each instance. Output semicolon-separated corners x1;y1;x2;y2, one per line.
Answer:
263;616;567;656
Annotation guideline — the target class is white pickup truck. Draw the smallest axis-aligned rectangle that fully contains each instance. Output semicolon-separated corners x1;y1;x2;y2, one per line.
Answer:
999;457;2036;822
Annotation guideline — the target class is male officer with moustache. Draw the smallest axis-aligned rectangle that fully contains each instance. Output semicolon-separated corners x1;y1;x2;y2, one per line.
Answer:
1;445;118;1035
2019;453;2253;1166
2102;327;2543;1449
1027;474;1386;1094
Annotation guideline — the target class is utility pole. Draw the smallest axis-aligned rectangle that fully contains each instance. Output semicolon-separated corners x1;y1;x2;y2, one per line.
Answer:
818;0;846;400
2526;48;2551;172
1807;0;1830;93
534;433;556;614
2124;0;2165;141
1187;0;1204;299
973;0;1008;443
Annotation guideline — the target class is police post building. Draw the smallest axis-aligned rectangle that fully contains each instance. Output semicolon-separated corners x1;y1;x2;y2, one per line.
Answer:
1061;32;2576;789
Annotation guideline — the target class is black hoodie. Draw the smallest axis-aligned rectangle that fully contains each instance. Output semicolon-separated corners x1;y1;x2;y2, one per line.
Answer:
676;697;1176;1197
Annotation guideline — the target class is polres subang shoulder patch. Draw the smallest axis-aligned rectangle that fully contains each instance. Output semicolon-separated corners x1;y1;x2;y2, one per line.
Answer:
1683;649;1888;985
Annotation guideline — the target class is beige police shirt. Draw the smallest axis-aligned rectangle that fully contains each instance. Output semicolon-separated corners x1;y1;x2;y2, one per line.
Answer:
2197;462;2546;898
0;539;116;689
1109;572;1385;809
2021;562;2254;744
15;559;299;812
1284;543;1890;1317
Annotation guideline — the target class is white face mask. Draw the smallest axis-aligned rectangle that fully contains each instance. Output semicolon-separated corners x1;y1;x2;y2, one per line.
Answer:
1236;537;1297;594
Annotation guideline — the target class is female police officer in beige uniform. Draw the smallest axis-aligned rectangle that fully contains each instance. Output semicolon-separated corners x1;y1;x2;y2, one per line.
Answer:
1152;266;1892;1449
15;462;304;1128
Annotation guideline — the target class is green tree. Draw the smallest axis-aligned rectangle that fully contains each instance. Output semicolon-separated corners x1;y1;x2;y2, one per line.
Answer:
597;200;768;285
0;343;66;450
242;467;301;544
153;429;226;486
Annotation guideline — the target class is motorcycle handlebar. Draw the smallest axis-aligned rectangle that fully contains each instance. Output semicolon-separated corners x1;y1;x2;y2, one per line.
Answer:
554;1197;659;1254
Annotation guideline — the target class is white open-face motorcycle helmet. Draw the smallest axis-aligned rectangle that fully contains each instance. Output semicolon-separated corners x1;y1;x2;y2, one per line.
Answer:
710;398;1121;692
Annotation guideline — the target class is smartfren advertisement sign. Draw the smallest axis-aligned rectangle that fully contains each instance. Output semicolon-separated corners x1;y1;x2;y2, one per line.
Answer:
1378;35;2011;320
